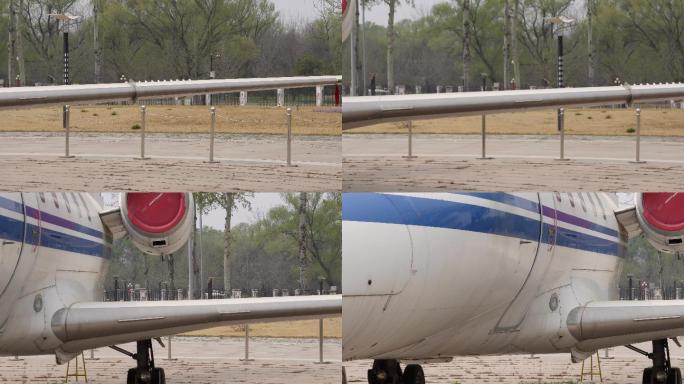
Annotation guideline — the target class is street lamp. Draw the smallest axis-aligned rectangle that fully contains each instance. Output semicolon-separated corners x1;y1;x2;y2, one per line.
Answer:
544;15;576;132
49;12;80;129
209;53;221;79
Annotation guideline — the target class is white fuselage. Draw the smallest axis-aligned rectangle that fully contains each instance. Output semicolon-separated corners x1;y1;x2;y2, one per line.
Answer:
0;192;109;356
342;192;624;361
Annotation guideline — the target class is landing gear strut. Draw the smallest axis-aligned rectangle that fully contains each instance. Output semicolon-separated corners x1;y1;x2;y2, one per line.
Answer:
367;359;425;384
126;339;165;384
630;339;682;384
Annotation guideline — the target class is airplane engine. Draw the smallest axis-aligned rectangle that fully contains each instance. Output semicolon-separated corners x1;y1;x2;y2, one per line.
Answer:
120;192;194;256
635;192;684;253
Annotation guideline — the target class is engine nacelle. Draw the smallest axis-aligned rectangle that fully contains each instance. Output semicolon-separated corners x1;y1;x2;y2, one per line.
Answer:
120;192;194;256
636;192;684;253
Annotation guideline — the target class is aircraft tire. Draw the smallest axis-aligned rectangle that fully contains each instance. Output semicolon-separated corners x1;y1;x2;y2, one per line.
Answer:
667;368;682;384
151;367;166;384
369;360;402;384
402;364;425;384
127;368;136;384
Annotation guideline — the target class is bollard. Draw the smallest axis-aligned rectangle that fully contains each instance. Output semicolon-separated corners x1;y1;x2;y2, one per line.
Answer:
477;114;492;160
286;108;293;166
207;106;218;163
402;121;417;159
136;105;150;160
631;108;646;163
10;355;23;361
241;324;254;362
85;349;99;360
319;318;324;363
557;108;568;161
165;335;176;360
61;105;74;158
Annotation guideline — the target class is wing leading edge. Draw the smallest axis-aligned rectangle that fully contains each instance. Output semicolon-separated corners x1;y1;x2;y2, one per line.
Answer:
568;300;684;352
51;295;341;353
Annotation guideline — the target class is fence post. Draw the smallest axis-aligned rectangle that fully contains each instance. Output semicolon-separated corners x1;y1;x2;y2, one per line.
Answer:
631;107;646;163
478;114;492;160
136;105;150;160
165;335;176;360
61;105;74;158
319;318;324;363
241;325;254;362
403;121;417;159
558;108;568;161
286;108;293;166
207;106;218;163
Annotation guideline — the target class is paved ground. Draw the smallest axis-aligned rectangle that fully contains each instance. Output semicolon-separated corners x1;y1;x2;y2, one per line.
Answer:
0;336;341;383
0;133;340;191
344;343;679;383
343;134;684;191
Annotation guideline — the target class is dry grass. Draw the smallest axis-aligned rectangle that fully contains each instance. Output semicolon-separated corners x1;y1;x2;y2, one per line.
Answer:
181;318;341;338
349;108;684;136
0;105;340;136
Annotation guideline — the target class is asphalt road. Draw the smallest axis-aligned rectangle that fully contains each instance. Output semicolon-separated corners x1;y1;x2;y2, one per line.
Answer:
343;134;684;191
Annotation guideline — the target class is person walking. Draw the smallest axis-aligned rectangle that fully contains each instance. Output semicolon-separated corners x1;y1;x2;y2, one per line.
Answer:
370;73;376;96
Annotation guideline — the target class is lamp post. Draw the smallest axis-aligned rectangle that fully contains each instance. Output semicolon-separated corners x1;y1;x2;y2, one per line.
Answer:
544;15;575;132
49;12;80;129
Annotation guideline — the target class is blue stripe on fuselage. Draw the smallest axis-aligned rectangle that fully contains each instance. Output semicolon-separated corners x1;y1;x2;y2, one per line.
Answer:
343;193;622;257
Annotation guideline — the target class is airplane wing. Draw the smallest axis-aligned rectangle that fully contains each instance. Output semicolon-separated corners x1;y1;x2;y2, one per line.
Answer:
567;300;684;352
51;295;341;354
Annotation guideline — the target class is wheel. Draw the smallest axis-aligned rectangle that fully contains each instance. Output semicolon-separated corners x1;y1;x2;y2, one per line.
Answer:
644;368;653;384
151;367;166;384
127;368;136;384
403;364;425;384
368;360;401;384
668;368;682;384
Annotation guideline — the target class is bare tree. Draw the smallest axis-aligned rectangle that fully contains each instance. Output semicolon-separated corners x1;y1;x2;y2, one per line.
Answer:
462;0;471;90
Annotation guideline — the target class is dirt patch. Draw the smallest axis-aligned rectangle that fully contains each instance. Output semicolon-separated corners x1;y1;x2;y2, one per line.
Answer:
348;107;684;136
182;318;341;338
0;105;340;136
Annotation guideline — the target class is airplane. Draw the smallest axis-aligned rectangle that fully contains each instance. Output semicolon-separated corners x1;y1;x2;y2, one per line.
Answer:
342;192;684;384
0;192;341;384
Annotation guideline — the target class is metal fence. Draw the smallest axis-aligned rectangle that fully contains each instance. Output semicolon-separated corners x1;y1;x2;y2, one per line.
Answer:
618;277;684;301
343;83;684;163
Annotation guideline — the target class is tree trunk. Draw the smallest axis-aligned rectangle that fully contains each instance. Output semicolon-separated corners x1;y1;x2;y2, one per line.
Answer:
297;192;308;291
354;0;362;96
190;208;201;299
15;0;24;86
223;195;234;295
503;0;512;89
168;254;175;300
7;0;16;86
386;0;396;94
587;0;594;86
93;0;102;83
462;0;471;91
512;0;521;87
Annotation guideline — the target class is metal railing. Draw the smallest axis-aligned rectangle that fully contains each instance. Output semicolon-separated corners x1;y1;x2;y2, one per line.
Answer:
0;76;341;109
1;76;340;165
343;83;684;162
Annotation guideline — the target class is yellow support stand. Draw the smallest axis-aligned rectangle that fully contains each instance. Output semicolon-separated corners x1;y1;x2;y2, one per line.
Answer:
65;352;88;383
579;352;603;383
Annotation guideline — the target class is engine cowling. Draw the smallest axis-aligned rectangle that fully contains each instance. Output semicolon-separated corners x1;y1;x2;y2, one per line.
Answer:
120;192;194;256
636;192;684;253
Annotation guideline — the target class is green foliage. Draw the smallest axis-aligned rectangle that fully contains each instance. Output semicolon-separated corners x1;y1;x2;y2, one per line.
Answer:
620;235;684;289
348;0;684;91
1;0;341;85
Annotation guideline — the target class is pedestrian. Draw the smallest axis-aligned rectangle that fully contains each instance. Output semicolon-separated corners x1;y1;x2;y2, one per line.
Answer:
370;73;376;96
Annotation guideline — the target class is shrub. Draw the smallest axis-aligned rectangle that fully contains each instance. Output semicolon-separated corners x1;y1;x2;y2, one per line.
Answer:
131;123;141;130
626;127;636;133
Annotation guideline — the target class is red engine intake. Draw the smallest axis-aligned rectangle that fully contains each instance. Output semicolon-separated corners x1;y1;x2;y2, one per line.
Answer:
120;192;194;255
636;192;684;252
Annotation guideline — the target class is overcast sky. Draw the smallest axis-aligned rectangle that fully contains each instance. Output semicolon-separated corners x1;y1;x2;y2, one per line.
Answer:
271;0;445;26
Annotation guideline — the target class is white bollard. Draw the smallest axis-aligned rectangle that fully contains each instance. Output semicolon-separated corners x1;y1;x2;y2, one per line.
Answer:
316;86;324;107
631;108;646;163
402;121;417;159
61;105;75;158
207;106;218;163
558;108;568;161
286;108;293;166
478;114;492;160
136;105;150;160
241;325;254;362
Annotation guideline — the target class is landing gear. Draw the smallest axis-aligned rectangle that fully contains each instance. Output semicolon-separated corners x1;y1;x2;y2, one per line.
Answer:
126;339;165;384
629;339;682;384
367;359;425;384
